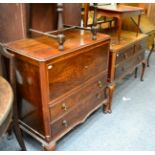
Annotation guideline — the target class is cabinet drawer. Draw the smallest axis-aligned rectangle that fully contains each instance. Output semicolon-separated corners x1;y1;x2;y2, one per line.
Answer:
116;45;134;64
115;51;145;80
47;45;109;101
134;39;146;54
50;87;107;138
49;71;107;123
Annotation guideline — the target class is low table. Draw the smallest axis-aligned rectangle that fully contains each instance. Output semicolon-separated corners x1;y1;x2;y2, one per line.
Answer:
0;76;13;136
97;4;144;42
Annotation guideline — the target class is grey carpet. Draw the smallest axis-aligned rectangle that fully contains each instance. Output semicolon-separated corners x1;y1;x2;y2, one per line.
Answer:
0;51;155;151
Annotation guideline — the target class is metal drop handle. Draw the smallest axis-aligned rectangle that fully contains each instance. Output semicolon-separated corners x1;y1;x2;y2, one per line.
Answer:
98;80;103;88
62;120;68;127
61;103;67;111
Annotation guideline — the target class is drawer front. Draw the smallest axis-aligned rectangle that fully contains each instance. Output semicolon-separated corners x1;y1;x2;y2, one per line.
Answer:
116;45;134;64
134;39;146;54
50;87;107;138
47;45;109;101
49;71;107;123
115;51;145;80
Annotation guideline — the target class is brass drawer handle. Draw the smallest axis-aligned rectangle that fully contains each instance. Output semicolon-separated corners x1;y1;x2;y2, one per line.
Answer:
62;120;68;127
96;93;101;99
84;65;88;69
97;80;103;88
61;103;68;111
48;65;53;70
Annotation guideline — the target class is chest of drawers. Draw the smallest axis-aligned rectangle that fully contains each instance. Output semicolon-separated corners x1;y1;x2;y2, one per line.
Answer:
107;31;148;112
6;30;111;150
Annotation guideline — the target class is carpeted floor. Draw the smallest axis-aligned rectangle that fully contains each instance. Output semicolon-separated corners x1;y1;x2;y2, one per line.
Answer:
0;51;155;151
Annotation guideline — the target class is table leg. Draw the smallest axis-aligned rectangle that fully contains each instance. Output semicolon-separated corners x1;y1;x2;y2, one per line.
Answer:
136;15;141;37
141;61;146;81
135;67;138;78
117;17;122;43
147;34;155;67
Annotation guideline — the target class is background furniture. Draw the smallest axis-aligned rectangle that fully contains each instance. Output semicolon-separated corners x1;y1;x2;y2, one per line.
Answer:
96;4;144;42
108;31;147;83
0;44;26;150
122;15;155;67
107;31;147;110
5;29;111;150
0;3;82;42
0;76;13;137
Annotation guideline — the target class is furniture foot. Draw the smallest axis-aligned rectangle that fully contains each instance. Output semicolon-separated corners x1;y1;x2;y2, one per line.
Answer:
141;61;146;81
103;83;115;114
135;67;138;78
147;43;154;67
43;142;56;151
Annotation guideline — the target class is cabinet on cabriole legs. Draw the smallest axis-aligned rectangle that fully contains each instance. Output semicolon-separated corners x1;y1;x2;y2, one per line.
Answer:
107;31;148;112
5;30;112;150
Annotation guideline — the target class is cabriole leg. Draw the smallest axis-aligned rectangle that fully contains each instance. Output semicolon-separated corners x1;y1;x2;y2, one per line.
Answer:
147;43;154;67
141;61;146;81
103;83;115;114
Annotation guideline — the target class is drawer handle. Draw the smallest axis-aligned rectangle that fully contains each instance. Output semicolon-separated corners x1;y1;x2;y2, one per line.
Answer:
61;103;68;111
48;65;53;70
62;120;68;127
96;93;101;99
84;65;88;69
98;81;103;88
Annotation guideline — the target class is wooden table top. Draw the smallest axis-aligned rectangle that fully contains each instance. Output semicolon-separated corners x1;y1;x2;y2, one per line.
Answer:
0;76;13;126
97;4;144;13
6;29;110;62
109;30;148;52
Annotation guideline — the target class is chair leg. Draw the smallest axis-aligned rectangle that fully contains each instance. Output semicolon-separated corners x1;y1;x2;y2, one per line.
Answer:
13;97;26;151
147;43;154;67
135;67;138;78
13;118;26;151
141;61;146;81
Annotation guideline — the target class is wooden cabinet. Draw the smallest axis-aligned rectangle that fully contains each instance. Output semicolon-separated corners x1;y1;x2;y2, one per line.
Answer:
6;30;111;150
107;31;148;110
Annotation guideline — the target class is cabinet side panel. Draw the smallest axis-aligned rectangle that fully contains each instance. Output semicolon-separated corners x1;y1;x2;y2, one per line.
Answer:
15;58;45;136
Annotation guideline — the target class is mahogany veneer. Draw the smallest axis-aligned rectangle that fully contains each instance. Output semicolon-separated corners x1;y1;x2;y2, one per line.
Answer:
6;30;111;150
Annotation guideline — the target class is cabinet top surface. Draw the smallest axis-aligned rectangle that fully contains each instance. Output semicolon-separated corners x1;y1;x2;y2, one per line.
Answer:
97;4;144;13
6;30;110;62
110;31;148;52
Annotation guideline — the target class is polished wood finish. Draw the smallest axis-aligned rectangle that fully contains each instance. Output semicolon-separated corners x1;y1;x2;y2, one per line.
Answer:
96;4;144;42
6;30;111;150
